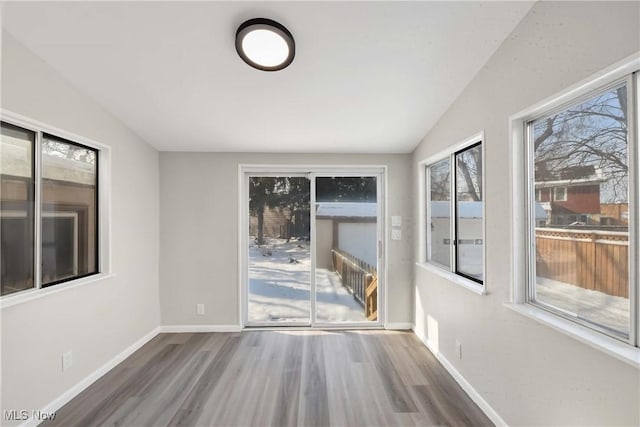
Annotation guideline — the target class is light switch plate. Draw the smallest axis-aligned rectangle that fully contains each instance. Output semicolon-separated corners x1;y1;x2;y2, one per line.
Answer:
391;216;402;227
391;229;402;240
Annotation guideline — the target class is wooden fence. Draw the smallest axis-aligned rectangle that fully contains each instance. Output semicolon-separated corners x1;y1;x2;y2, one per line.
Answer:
535;228;628;298
331;248;378;320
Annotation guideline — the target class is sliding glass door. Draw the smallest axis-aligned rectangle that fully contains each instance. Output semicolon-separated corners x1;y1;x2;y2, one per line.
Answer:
244;169;383;327
247;175;311;325
314;176;379;324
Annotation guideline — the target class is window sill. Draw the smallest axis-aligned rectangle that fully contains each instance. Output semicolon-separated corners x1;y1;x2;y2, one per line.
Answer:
504;303;640;368
0;273;115;309
416;262;486;295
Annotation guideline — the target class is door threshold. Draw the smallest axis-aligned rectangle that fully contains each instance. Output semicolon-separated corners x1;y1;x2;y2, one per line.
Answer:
243;325;385;331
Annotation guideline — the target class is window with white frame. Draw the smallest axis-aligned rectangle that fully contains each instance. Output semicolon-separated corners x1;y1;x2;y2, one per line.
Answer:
425;140;484;285
1;121;100;297
553;186;567;201
523;69;638;345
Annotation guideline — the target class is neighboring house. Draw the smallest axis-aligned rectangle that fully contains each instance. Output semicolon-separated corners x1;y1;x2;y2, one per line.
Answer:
534;165;606;225
315;202;377;269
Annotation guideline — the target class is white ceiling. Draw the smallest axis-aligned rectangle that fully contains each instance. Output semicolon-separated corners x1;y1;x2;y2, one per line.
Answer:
2;1;534;153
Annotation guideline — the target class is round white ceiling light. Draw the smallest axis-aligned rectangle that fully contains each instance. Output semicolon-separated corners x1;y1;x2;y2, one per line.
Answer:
236;18;295;71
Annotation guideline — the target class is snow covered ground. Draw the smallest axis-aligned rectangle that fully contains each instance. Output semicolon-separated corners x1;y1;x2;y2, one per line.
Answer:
536;277;629;335
248;238;366;323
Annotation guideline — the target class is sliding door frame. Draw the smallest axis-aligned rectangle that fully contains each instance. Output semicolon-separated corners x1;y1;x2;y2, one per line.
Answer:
242;171;311;327
238;165;387;329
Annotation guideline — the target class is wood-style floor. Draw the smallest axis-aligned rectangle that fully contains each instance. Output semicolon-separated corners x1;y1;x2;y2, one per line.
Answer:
45;330;492;427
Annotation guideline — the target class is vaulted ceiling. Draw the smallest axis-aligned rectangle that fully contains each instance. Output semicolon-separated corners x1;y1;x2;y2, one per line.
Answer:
2;1;534;153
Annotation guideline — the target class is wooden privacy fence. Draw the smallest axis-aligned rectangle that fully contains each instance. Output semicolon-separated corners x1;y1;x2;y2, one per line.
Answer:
536;228;629;298
331;249;378;320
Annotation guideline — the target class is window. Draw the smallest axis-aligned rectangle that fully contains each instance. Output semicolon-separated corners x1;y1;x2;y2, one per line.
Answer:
424;137;484;286
523;70;638;345
553;186;567;201
428;158;451;268
1;123;35;296
1;121;100;297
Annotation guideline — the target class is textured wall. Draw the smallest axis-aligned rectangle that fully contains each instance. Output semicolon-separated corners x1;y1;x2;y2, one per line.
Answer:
412;2;640;425
159;153;412;326
1;33;160;423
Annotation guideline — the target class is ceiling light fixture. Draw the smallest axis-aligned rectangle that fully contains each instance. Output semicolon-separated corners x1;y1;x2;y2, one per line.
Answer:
236;18;295;71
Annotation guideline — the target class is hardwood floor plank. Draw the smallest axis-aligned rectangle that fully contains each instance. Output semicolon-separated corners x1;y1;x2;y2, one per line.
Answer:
406;343;493;426
272;333;303;427
344;330;367;363
119;349;212;427
410;384;453;426
249;332;287;427
299;334;331;427
167;336;240;426
63;344;181;427
360;332;419;413
383;332;429;386
322;332;358;427
206;333;266;426
44;330;493;427
46;365;134;427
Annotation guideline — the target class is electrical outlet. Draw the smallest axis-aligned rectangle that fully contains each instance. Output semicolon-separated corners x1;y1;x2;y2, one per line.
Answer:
455;340;462;360
391;216;402;227
391;229;402;240
197;303;205;315
62;350;73;371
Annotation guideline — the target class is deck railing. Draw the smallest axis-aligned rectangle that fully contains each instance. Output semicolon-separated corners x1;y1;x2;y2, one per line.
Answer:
331;249;378;320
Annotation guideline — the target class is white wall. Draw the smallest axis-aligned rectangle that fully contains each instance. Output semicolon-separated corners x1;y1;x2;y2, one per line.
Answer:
412;2;640;425
1;33;160;423
159;153;412;327
338;222;377;267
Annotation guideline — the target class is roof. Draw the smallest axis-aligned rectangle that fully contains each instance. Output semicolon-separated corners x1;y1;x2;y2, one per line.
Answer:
535;165;606;187
316;202;377;218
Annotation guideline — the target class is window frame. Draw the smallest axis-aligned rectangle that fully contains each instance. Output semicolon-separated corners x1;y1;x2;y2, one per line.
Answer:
526;76;634;342
40;133;100;288
419;132;486;295
0;110;111;308
553;186;567;202
509;54;640;364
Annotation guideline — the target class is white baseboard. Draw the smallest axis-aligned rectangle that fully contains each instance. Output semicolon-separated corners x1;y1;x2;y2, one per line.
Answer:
160;324;242;333
385;322;413;330
20;326;161;427
411;325;508;427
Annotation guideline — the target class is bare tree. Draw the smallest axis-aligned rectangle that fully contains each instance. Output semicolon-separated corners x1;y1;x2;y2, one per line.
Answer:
249;177;279;245
533;85;628;203
456;146;482;201
429;159;450;201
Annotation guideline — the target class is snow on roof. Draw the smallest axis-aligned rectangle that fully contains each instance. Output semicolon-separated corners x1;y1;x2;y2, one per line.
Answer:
430;201;548;219
316;202;377;218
